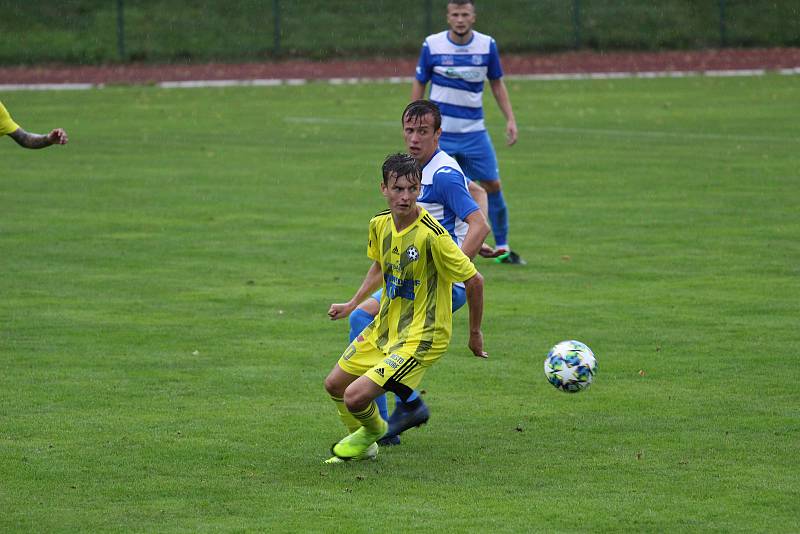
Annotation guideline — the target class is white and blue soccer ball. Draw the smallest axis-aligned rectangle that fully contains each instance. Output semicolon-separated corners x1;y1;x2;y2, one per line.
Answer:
544;340;598;393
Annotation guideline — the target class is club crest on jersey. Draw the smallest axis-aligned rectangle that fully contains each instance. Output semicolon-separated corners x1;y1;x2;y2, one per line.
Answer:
405;245;420;262
471;54;482;65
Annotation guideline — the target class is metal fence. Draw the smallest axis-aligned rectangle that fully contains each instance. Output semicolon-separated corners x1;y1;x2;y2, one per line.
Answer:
1;0;798;65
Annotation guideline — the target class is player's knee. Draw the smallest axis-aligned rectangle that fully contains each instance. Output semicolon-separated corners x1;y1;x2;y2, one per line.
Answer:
343;386;372;413
324;372;345;397
483;179;502;193
356;297;380;316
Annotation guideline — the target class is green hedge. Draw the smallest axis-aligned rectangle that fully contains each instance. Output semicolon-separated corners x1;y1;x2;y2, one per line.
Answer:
1;0;798;65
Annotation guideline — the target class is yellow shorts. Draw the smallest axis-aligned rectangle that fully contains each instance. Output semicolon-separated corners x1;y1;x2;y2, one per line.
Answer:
337;335;428;401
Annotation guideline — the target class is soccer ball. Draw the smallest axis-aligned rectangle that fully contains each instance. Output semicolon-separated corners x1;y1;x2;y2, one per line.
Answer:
544;340;598;393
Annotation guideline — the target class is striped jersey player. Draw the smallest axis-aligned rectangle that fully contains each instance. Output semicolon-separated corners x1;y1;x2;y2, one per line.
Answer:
412;0;525;265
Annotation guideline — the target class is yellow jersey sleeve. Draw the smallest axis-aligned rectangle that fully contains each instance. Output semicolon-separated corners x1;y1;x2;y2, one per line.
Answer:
0;101;21;136
431;232;478;284
367;216;382;262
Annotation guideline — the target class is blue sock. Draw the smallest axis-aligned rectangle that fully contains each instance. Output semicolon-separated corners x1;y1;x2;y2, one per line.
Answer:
348;308;388;421
375;393;389;421
395;389;420;407
488;189;509;248
348;308;374;343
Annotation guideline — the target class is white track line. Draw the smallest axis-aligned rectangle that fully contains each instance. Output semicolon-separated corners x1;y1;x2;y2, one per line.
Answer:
0;82;100;91
0;67;798;91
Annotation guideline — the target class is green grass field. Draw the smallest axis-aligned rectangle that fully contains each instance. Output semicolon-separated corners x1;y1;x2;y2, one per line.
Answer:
1;74;798;532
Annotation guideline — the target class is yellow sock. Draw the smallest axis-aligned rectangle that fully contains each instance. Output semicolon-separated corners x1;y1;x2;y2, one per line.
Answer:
351;402;385;434
330;395;360;433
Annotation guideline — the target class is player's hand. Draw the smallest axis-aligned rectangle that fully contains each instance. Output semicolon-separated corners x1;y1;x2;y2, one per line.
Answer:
328;302;353;321
47;128;68;145
479;243;504;258
469;330;488;358
506;120;518;146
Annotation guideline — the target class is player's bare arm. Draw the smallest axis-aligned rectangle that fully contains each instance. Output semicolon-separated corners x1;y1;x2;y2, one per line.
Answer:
468;179;489;220
489;78;517;146
410;79;426;101
328;261;383;320
9;127;68;149
460;209;491;260
463;271;487;358
467;181;504;258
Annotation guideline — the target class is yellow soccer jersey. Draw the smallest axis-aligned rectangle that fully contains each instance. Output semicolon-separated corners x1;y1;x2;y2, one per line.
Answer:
361;207;477;363
0;101;20;136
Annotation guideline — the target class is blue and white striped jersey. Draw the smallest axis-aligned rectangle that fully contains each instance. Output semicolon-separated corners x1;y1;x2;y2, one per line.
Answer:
417;149;479;249
415;30;504;134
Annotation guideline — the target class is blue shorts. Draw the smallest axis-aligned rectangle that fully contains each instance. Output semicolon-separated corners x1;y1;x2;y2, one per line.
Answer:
371;284;467;313
439;130;499;182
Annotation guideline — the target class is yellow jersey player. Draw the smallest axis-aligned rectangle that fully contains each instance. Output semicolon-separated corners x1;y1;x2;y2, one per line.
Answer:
1;100;68;149
347;100;493;447
324;153;485;463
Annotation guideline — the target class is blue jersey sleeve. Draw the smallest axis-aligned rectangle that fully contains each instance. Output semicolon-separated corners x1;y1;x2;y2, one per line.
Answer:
432;167;480;221
487;39;504;80
415;41;432;83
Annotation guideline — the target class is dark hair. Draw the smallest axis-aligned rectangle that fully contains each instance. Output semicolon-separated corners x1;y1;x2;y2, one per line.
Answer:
448;0;475;7
382;153;421;185
402;100;442;132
